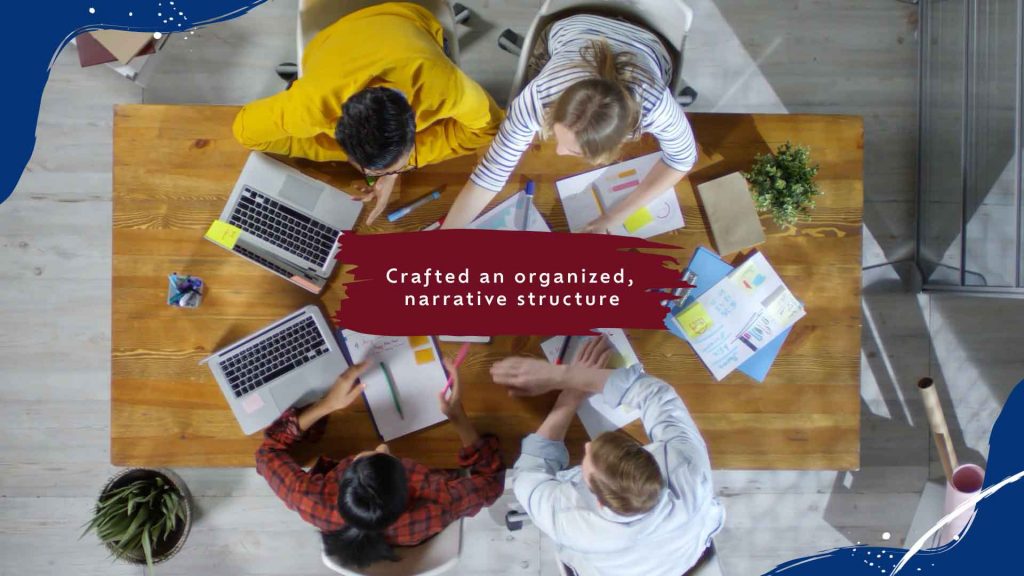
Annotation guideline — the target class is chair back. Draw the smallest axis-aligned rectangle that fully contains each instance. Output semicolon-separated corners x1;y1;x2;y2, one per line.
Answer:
507;0;693;103
321;518;463;576
297;0;461;75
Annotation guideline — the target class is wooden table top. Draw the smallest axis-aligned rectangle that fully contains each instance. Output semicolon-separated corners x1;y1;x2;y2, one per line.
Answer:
112;104;862;470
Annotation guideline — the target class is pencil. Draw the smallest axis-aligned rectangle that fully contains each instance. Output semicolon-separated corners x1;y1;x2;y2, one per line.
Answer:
442;343;471;397
555;336;572;365
590;184;606;215
379;361;404;420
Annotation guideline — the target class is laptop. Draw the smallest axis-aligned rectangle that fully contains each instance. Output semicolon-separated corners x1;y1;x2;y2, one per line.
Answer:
201;305;347;434
208;152;363;293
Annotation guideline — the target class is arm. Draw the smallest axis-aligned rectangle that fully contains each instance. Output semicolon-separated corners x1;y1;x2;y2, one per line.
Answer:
602;365;713;503
255;364;369;506
441;435;506;522
442;89;541;228
232;84;349;162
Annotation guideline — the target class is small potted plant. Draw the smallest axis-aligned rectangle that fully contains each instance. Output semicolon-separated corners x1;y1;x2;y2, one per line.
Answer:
82;468;193;574
742;142;821;229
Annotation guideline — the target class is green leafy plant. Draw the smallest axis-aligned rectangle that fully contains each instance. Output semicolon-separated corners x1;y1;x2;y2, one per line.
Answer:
742;142;821;228
82;474;186;574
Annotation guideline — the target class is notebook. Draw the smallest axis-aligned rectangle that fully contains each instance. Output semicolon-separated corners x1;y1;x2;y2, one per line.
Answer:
666;249;803;381
697;172;766;255
540;329;641;438
556;152;684;238
467;190;550;231
664;247;791;382
336;330;449;441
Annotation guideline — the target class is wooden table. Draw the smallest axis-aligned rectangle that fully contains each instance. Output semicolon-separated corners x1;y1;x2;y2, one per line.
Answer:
112;105;862;469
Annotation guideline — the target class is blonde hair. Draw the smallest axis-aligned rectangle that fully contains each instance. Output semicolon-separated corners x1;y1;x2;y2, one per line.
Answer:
588;431;664;516
545;40;642;164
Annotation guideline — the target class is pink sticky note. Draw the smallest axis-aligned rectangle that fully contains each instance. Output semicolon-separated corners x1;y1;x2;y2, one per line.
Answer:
241;393;265;414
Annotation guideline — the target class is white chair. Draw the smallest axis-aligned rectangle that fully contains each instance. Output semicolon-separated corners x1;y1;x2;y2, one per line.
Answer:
506;510;722;576
497;0;697;106
321;518;464;576
296;0;469;76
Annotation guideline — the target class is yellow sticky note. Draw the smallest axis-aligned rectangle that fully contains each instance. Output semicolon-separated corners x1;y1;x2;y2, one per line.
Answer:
408;336;430;349
205;220;242;249
623;207;655;233
676;302;713;339
414;347;436;365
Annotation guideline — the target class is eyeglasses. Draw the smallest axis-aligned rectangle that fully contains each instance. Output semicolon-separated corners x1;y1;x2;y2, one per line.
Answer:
360;141;418;183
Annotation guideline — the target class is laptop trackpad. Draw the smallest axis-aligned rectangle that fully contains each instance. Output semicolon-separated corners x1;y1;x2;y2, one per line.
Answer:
279;175;324;213
271;383;322;412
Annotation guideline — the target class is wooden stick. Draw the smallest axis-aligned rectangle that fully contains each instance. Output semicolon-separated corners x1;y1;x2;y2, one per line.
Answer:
918;378;959;482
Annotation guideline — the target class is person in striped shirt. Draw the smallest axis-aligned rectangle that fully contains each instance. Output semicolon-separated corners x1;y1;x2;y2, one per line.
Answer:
442;15;698;232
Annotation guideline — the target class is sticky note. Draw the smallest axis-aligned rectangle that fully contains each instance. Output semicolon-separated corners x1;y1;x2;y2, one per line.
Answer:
677;302;713;340
617;168;638;178
623;207;655;233
414;347;436;365
408;336;430;349
241;392;264;414
205;220;242;249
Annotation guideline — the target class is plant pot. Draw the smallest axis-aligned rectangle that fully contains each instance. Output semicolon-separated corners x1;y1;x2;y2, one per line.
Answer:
96;468;193;566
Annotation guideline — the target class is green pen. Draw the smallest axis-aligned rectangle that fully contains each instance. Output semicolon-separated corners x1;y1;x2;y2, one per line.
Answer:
379;361;404;420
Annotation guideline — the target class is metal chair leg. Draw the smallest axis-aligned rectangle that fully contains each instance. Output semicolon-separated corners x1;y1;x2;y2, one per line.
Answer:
275;62;298;84
676;86;698;107
453;2;470;25
498;28;524;56
505;510;530;531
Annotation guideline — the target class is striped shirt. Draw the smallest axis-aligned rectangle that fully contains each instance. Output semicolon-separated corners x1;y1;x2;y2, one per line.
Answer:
471;15;697;193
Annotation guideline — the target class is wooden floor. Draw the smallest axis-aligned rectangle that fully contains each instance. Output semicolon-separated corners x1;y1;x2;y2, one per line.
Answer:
0;1;1016;575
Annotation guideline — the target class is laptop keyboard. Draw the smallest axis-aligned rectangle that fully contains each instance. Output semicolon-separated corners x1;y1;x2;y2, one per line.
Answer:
221;316;330;398
228;186;340;269
232;245;293;278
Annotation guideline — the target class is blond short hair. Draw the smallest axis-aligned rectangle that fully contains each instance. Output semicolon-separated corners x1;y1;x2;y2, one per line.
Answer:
544;40;644;165
588;431;664;516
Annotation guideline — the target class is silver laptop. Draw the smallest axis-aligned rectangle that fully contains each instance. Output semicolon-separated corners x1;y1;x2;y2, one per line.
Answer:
201;305;347;434
209;152;363;293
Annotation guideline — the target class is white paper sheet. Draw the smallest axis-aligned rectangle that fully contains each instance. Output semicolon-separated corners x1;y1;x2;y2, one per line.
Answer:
555;152;684;238
675;252;805;380
339;331;448;441
467;190;551;232
540;329;641;438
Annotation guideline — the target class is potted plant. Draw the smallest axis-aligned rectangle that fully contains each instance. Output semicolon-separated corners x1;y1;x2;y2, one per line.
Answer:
82;468;193;574
742;142;821;228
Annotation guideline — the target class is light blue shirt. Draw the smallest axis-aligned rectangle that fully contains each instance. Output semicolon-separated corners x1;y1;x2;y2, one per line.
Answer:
513;366;724;576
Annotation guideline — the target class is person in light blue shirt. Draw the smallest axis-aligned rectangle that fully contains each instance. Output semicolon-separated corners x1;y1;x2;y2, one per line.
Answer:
490;337;724;576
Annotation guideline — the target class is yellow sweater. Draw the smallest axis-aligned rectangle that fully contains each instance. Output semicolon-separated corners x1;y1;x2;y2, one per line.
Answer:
232;3;503;166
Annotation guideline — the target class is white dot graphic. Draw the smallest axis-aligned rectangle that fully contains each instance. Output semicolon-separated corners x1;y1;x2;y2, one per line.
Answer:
88;7;95;14
882;532;891;540
128;11;133;17
153;32;163;40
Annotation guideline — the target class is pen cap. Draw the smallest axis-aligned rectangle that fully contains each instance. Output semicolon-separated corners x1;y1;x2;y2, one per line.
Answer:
525;180;535;196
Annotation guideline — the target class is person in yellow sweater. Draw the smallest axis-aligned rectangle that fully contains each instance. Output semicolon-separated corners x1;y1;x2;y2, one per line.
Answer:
233;2;504;223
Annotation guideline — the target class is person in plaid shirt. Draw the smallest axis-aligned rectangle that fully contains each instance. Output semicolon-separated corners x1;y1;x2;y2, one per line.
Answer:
256;358;504;568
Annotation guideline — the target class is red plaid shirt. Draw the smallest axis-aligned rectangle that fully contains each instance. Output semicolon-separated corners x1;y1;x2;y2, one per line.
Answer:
255;408;505;544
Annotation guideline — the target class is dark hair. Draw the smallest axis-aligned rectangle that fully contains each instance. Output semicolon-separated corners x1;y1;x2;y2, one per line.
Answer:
321;453;409;568
335;87;416;171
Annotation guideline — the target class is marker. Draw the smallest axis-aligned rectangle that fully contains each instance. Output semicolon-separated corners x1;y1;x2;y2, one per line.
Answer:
422;216;446;231
555;336;572;365
521;180;535;230
442;343;471;398
387;190;441;223
590;184;606;215
379;361;404;420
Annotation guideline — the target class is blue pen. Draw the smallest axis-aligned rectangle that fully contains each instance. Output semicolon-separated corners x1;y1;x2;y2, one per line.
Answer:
521;180;535;230
386;190;441;223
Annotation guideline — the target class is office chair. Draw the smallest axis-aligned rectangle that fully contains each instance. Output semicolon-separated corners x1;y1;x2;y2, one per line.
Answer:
321;518;464;576
496;0;698;107
279;0;470;80
505;510;723;576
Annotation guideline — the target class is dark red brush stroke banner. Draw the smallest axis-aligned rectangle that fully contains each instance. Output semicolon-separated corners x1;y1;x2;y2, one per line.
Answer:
332;230;689;336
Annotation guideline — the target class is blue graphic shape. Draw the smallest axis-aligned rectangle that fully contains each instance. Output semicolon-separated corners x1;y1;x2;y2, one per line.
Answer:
0;0;267;205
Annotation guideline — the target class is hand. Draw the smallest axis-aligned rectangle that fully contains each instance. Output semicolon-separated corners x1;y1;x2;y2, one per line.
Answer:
353;173;399;224
573;336;613;369
320;362;370;412
490;357;565;397
437;357;467;420
582;214;615;234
